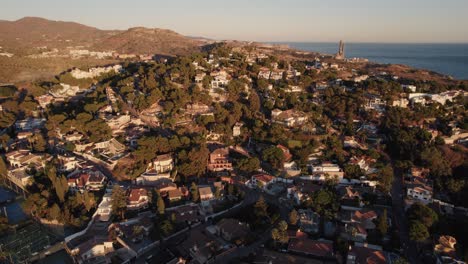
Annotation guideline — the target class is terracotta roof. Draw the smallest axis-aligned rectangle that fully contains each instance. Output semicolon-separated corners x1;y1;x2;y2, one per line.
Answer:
288;238;334;257
128;188;148;202
253;174;275;184
352;210;377;222
199;186;213;197
168;188;183;199
277;144;292;162
348;246;386;264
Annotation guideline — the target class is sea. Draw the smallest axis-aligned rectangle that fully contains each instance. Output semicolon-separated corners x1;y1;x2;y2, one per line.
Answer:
273;42;468;80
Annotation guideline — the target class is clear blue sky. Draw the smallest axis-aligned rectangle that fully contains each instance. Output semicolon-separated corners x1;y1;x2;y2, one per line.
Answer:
2;0;468;43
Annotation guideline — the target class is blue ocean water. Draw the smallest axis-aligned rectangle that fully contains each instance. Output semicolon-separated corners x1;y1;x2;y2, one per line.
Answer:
276;42;468;80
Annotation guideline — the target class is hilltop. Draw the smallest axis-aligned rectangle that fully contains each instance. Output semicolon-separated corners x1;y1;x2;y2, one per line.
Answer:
92;27;202;55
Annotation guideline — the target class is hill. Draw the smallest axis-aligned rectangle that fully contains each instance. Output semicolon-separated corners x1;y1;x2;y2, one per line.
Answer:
93;27;202;55
0;17;205;82
0;17;118;54
0;17;203;56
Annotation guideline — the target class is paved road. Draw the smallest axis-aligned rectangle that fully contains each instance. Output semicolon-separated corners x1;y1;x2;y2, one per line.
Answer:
390;167;419;263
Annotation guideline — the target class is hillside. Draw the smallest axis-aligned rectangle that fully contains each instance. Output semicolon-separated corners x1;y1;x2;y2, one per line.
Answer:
0;17;205;82
0;17;203;56
93;27;203;55
0;17;118;54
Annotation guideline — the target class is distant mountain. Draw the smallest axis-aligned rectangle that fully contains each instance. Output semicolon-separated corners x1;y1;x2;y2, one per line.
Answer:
0;17;203;55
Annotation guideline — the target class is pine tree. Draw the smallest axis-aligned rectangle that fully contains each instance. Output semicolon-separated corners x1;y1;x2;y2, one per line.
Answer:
83;191;95;212
111;185;127;220
254;196;268;220
190;182;199;202
157;195;165;215
377;209;388;236
53;175;69;203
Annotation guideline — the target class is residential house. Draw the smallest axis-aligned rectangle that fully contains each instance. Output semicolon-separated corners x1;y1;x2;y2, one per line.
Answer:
215;218;250;243
104;114;131;132
258;68;271;79
138;153;174;184
7;168;32;189
199;186;214;204
110;216;154;245
94;138;126;156
346;244;386;264
303;162;344;183
287;181;321;205
364;94;385;112
166;204;201;224
14;118;46;131
351;210;378;229
250;174;276;189
180;230;228;264
349;156;376;174
127;188;149;211
339;186;364;208
5;149;44;168
232;122;243;137
210;70;230;89
406;181;433;204
66;237;114;264
207;147;233;172
168;187;189;202
67;169;107;191
298;209;320;234
271;109;308;127
288;238;334;259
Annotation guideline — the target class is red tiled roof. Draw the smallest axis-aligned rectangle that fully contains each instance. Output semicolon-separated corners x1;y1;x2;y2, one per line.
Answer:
288;238;334;257
352;210;377;222
253;174;275;184
128;188;147;202
277;144;292;162
348;246;386;264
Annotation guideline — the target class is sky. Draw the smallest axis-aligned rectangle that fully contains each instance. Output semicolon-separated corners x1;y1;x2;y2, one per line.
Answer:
2;0;468;43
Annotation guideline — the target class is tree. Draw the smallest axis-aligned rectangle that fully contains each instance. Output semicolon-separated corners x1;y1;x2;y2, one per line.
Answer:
49;203;61;221
409;220;429;242
249;91;261;112
271;228;281;246
262;146;285;170
160;220;173;236
271;221;289;245
377;209;388;236
31;133;47;152
310;189;338;219
178;145;210;178
190;182;199;202
0;157;7;179
379;165;394;193
408;202;438;228
289;209;298;225
83;191;96;212
254;196;268;220
157;195;165;215
237;157;260;172
111;185;127;220
214;186;222;199
53;175;69;203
